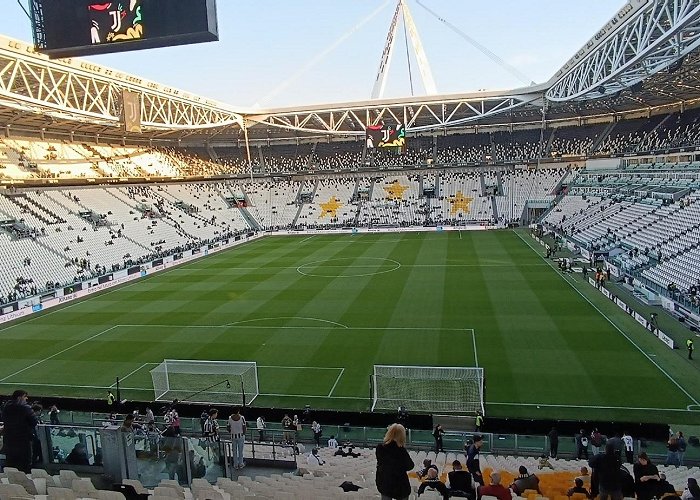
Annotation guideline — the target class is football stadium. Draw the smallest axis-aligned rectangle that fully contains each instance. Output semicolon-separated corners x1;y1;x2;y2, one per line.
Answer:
0;0;699;497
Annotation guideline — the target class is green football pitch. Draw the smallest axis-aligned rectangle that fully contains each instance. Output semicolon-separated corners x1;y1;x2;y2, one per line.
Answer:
1;230;698;423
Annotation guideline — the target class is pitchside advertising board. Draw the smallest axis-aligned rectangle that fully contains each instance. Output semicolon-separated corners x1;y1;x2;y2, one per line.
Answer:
31;0;219;58
366;123;407;152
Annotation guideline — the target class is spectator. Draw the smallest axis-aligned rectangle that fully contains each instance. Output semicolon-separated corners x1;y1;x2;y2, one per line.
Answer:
589;442;623;500
227;407;246;470
567;478;590;498
256;415;266;442
682;478;700;500
433;424;445;453
511;466;541;495
656;473;677;499
375;423;414;500
622;431;634;463
307;447;325;466
120;413;139;433
417;468;449;499
311;421;322;448
447;460;473;498
576;429;589;459
633;452;660;500
478;472;511;500
145;407;155;425
466;435;484;485
678;431;687;466
577;467;592;489
591;428;603;455
2;389;38;472
548;426;559;458
417;458;439;479
282;414;294;443
65;443;90;465
666;435;681;466
49;405;60;425
327;434;338;448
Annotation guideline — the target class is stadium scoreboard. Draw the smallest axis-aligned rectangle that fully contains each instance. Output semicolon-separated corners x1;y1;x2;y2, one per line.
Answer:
366;122;406;152
30;0;219;59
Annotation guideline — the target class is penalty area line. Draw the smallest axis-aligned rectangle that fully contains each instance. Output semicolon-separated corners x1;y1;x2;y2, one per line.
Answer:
258;392;365;400
328;368;345;397
111;362;159;387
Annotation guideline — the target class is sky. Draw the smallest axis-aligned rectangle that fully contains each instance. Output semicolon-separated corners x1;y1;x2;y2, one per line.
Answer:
0;1;625;109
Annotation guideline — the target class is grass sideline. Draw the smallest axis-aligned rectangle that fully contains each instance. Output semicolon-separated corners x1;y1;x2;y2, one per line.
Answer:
0;230;697;423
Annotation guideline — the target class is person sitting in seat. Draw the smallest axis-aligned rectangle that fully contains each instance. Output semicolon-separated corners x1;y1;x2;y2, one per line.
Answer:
417;467;449;499
478;472;511;500
567;478;590;498
511;466;541;495
448;460;474;498
417;458;439;479
307;447;324;466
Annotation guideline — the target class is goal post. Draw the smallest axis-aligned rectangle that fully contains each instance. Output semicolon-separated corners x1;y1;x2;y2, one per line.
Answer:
371;365;484;415
150;359;259;406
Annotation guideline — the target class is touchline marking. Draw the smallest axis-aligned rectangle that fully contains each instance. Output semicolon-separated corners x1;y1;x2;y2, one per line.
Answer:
0;325;120;383
514;230;700;407
328;368;345;397
300;235;316;243
118;324;475;332
488;401;691;411
0;382;151;391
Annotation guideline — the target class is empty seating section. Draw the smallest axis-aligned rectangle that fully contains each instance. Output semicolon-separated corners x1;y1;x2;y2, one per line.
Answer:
242;180;301;229
436;133;490;164
263;144;313;173
496;169;563;224
357;175;424;226
544;161;700;306
549;124;608;156
429;170;493;224
597;116;665;155
312;142;364;171
493;130;545;162
296;178;360;227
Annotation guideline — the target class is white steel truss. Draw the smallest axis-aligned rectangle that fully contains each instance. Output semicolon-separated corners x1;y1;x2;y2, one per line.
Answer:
547;0;700;101
371;0;437;99
248;92;542;135
0;37;242;131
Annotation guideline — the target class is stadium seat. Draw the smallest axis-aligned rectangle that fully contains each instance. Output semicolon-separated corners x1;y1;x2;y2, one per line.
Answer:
47;487;78;500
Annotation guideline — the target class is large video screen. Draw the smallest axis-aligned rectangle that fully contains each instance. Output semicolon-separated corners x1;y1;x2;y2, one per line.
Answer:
88;1;144;45
366;123;406;149
33;0;218;58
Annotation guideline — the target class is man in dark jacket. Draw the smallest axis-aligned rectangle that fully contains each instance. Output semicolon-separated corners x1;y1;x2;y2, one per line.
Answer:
2;389;39;473
589;442;623;500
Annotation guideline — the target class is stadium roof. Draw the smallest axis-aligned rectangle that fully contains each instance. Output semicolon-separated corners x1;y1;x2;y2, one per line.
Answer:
1;0;700;144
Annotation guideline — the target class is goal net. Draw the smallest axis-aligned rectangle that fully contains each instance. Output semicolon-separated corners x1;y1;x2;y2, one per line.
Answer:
150;359;259;406
371;365;484;414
